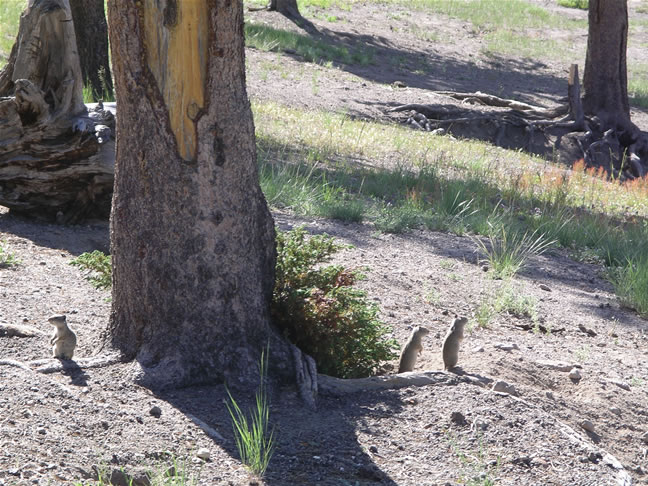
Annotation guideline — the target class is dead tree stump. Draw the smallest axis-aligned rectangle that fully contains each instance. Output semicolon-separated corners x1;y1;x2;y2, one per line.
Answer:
0;0;115;222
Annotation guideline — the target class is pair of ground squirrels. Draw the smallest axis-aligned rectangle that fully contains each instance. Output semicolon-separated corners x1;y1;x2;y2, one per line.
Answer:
48;314;77;360
397;316;467;373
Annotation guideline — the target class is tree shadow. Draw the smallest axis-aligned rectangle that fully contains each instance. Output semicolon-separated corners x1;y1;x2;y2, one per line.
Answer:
155;383;404;485
0;209;109;255
255;14;569;108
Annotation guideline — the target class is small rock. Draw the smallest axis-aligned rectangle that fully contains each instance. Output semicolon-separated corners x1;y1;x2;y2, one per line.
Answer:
511;455;531;466
539;284;551;292
196;448;210;461
569;368;582;381
101;421;110;430
472;346;485;353
480;264;489;272
531;457;548;467
492;380;517;396
608;379;630;391
471;418;488;431
588;451;602;463
357;463;383;481
610;407;622;416
149;406;162;418
450;411;467;426
580;420;595;433
641;432;648;445
37;427;46;435
536;360;578;372
494;343;519;352
578;323;597;337
431;128;446;136
545;391;555;400
393;80;406;88
368;445;378;454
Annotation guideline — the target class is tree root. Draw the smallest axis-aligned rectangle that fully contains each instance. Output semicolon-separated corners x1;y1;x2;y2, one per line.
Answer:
0;354;121;374
0;323;44;338
389;68;648;178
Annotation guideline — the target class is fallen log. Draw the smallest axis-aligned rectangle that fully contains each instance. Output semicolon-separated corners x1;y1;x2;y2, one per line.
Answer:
0;0;115;223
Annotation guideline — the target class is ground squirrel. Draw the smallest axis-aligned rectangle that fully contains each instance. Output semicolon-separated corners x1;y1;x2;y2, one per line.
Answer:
442;316;467;370
398;326;430;373
48;315;76;360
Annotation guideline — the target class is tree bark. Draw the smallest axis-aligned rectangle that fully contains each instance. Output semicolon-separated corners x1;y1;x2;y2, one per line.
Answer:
69;0;114;101
106;0;314;394
583;0;631;131
268;0;301;18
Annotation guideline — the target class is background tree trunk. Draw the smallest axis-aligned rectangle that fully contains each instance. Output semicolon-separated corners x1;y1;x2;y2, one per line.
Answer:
106;0;312;393
583;0;631;131
268;0;301;18
69;0;114;101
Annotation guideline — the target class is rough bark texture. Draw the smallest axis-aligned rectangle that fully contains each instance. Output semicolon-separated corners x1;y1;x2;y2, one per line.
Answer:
69;0;114;101
583;0;631;130
0;0;115;221
106;0;311;393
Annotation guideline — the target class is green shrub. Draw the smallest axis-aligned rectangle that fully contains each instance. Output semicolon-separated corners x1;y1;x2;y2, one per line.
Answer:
70;250;112;289
557;0;588;9
272;227;398;378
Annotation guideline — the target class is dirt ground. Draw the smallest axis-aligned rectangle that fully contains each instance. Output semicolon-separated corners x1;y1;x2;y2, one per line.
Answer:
2;1;648;485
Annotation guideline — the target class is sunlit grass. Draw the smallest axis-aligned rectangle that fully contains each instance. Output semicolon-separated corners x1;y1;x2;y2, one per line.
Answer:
253;100;648;219
245;22;373;65
0;0;22;69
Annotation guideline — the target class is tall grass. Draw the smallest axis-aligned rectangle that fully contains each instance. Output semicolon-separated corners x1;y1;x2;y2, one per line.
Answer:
610;257;648;317
226;349;276;477
474;226;555;279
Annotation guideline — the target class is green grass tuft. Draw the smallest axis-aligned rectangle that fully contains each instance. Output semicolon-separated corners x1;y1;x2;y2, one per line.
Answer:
0;240;19;268
226;349;276;478
474;225;555;279
610;256;648;317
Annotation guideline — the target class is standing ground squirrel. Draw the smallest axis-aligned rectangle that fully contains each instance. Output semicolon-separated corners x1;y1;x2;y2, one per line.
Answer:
48;315;77;360
398;326;430;373
442;316;467;370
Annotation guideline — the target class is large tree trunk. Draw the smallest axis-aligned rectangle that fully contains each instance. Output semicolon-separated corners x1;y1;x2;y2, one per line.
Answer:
583;0;631;131
106;0;316;398
69;0;114;101
0;0;115;221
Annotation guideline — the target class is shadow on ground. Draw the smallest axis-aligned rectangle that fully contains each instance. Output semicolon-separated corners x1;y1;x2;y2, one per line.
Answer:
155;383;404;486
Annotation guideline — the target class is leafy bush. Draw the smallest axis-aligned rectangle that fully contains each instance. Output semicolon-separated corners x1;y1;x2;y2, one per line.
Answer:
272;227;398;378
557;0;588;9
70;250;112;289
